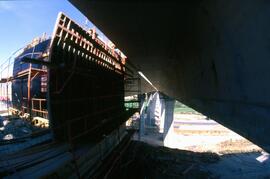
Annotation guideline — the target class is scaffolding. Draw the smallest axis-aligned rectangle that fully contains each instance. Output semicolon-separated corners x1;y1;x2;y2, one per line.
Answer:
0;55;12;112
124;76;141;109
14;68;48;116
0;49;48;121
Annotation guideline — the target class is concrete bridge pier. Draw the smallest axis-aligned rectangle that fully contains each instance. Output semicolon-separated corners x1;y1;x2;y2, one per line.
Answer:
163;98;175;147
139;92;175;145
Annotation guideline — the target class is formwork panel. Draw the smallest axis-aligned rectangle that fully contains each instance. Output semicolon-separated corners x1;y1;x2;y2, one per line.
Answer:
48;13;126;143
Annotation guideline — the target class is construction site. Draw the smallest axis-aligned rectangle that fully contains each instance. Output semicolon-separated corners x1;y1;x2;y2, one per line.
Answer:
1;1;270;178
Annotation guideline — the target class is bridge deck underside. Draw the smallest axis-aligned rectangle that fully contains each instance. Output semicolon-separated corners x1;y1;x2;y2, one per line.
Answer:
70;1;270;151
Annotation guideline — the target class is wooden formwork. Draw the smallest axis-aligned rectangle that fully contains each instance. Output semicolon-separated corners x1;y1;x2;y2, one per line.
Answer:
0;12;138;145
48;13;129;143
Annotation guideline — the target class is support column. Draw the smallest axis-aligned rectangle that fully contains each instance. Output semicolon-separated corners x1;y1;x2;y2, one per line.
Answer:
139;93;146;140
163;98;175;146
27;63;32;114
159;97;165;133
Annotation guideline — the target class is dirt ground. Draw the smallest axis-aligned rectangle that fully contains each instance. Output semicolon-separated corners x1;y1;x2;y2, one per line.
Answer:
110;141;219;179
109;140;270;179
166;113;263;154
123;112;270;179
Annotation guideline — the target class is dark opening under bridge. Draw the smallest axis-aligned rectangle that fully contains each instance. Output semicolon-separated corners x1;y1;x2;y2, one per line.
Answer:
69;0;270;152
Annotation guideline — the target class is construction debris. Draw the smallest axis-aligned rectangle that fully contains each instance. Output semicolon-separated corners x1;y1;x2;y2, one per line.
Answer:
0;115;37;140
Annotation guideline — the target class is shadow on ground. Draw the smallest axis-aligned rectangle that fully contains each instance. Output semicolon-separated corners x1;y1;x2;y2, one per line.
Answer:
109;141;219;179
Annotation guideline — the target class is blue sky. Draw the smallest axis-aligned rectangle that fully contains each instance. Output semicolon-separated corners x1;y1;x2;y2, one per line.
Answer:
0;0;107;63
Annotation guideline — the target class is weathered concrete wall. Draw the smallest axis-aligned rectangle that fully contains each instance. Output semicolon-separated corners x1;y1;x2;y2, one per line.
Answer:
70;1;270;151
178;1;270;151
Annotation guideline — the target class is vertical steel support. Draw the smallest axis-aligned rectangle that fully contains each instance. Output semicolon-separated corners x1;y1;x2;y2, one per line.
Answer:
6;80;8;110
27;45;36;115
27;63;32;114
